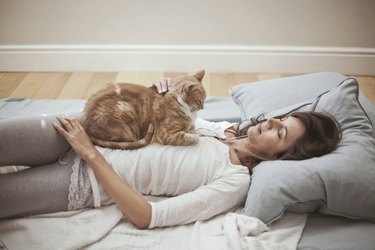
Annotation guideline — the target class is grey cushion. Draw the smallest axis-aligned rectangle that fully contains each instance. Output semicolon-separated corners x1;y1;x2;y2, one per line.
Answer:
0;98;85;119
230;72;375;224
198;96;241;123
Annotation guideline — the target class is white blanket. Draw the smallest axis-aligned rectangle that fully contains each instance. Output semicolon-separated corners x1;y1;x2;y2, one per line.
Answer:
0;204;306;250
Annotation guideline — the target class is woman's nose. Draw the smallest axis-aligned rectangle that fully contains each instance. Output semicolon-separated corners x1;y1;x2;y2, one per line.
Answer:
267;118;282;129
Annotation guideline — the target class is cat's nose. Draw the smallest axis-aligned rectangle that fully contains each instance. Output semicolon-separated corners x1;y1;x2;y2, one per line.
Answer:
192;105;203;112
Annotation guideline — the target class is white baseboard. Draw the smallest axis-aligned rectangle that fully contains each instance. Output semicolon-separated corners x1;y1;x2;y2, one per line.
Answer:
0;45;375;75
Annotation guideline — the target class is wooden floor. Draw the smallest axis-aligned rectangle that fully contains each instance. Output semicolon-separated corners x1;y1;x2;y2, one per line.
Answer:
0;72;374;105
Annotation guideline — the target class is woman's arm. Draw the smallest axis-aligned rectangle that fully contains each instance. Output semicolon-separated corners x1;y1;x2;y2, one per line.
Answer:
53;116;151;229
148;170;250;228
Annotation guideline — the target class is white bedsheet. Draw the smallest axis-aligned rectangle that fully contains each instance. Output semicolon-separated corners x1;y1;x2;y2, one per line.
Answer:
0;202;306;250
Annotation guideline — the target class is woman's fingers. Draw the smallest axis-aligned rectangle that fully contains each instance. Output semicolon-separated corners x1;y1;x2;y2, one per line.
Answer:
52;121;68;136
56;116;70;129
56;116;77;130
159;78;169;93
150;77;171;93
153;81;164;93
54;116;81;140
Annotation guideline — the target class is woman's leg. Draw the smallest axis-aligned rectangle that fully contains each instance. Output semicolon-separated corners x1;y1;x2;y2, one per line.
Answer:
0;159;73;219
0;111;81;166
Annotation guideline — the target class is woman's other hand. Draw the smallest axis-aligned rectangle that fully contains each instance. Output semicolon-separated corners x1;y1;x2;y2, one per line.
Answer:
54;116;152;228
53;116;98;161
150;77;172;94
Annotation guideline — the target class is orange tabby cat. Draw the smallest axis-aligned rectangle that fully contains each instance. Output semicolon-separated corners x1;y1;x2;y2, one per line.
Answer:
81;70;206;150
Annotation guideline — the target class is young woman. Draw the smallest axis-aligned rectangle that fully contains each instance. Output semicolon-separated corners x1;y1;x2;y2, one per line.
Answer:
0;81;341;229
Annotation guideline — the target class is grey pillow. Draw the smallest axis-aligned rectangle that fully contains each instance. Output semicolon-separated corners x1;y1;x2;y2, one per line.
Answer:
230;73;375;223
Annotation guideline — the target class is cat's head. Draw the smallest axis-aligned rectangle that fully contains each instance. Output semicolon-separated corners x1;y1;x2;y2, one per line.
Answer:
170;70;207;112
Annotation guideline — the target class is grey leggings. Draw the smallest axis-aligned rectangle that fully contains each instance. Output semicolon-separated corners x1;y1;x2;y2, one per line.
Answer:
0;112;81;219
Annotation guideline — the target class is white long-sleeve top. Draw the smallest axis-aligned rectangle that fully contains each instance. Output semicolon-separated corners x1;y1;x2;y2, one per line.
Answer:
89;118;250;228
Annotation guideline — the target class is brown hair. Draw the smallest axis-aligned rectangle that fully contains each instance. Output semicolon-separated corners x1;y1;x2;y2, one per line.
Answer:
236;111;342;172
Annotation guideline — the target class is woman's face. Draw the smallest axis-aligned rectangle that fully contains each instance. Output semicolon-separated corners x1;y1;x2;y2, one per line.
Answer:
229;116;306;161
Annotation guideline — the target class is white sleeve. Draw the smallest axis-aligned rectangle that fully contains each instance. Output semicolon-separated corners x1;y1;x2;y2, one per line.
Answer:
147;170;250;228
195;117;237;139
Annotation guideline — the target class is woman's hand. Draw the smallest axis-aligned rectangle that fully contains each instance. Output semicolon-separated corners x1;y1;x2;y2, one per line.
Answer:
53;116;98;161
150;77;172;94
54;116;152;229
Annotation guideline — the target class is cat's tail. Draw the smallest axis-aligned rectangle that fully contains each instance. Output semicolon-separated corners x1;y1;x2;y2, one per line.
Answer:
90;124;155;150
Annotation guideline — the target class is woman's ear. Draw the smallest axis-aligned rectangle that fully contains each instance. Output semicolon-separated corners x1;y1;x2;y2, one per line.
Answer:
194;70;205;82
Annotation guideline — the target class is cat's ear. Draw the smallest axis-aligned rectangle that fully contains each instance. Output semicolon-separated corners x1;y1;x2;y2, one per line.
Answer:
185;82;197;92
194;70;205;81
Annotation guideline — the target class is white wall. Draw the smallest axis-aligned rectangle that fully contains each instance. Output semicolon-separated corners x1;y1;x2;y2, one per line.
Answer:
0;0;374;74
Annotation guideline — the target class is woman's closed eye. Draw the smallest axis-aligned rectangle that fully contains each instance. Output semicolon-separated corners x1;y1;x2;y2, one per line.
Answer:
278;127;288;139
278;117;289;139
